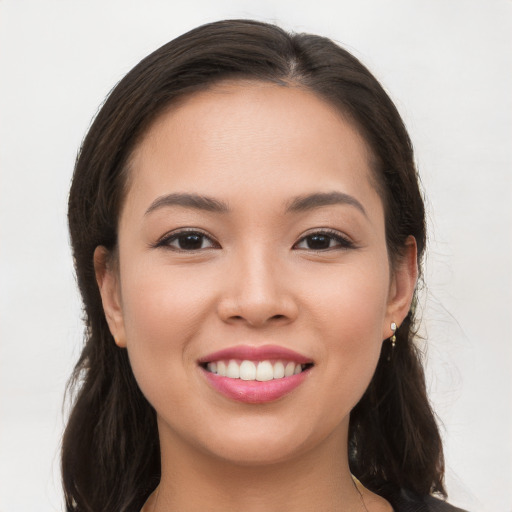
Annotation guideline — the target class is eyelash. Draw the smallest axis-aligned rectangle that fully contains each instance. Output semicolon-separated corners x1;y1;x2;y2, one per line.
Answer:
154;228;355;253
154;229;219;252
294;229;355;251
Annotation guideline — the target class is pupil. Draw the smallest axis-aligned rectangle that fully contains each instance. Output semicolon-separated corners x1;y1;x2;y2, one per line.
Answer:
179;234;202;250
307;234;330;250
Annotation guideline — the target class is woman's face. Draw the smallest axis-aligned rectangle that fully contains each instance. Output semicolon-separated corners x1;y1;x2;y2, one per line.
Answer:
97;81;416;465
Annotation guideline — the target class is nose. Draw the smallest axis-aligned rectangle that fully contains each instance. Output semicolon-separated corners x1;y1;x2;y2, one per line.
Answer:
216;249;299;328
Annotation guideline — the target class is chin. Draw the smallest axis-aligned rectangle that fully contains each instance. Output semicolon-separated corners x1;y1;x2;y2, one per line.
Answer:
206;436;309;467
191;414;337;468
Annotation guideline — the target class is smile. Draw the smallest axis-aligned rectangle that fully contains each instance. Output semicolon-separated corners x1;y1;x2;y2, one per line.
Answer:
204;360;310;381
198;345;314;403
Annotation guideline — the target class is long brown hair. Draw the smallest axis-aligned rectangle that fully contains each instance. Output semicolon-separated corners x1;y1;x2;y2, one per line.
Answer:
63;19;444;511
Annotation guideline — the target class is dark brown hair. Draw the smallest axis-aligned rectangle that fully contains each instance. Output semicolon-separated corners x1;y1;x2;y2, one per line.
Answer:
63;19;444;511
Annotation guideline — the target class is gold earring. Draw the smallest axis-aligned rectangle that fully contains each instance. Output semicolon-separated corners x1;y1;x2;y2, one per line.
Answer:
390;322;397;348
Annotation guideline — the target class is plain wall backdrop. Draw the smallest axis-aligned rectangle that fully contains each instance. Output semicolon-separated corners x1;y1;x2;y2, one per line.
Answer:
0;1;511;511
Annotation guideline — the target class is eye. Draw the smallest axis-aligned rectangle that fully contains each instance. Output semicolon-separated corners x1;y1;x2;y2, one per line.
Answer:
293;230;354;251
156;230;219;251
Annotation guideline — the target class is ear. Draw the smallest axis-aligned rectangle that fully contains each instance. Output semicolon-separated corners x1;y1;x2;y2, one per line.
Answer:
383;236;418;339
94;246;126;348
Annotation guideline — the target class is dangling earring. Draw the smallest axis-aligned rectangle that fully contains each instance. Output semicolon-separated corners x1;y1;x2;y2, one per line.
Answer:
390;322;397;348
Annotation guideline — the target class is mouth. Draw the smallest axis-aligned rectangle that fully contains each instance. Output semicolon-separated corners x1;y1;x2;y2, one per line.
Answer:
200;359;314;381
198;345;314;403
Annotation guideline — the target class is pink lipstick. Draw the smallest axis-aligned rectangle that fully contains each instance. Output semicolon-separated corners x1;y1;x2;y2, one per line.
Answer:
198;345;313;404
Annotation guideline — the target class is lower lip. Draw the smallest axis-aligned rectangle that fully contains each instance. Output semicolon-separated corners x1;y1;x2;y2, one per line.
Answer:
201;368;310;404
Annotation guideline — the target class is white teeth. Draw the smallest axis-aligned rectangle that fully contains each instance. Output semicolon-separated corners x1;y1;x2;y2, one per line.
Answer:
205;359;309;381
284;362;295;377
273;361;285;379
256;361;274;381
226;360;240;378
239;360;256;380
217;361;227;377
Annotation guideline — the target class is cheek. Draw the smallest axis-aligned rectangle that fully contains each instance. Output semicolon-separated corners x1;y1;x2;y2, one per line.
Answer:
303;259;389;399
119;261;215;395
305;257;390;337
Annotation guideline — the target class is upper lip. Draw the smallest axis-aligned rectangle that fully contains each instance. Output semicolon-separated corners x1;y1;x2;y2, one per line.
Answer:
198;345;313;365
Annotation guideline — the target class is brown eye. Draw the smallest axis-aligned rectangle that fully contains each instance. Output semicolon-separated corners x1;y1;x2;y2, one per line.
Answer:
158;230;218;251
174;233;206;250
294;230;354;251
303;234;332;250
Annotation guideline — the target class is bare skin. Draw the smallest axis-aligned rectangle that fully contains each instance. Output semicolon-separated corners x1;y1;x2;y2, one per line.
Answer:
95;81;417;512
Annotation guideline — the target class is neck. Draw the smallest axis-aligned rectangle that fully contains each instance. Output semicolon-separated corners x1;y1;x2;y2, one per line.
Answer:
151;422;368;512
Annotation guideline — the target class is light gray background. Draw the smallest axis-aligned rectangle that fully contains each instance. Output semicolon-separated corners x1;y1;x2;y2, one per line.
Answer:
1;1;511;511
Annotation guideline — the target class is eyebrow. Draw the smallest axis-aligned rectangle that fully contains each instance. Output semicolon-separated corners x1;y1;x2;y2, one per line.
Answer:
145;191;367;217
285;191;367;217
145;193;230;215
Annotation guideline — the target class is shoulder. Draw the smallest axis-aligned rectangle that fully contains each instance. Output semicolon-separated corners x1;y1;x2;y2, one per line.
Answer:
391;489;469;512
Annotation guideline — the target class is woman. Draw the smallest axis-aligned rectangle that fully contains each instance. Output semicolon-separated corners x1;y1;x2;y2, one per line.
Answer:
62;19;467;512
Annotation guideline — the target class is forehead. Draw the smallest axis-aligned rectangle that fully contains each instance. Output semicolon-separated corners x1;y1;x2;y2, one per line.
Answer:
126;81;381;217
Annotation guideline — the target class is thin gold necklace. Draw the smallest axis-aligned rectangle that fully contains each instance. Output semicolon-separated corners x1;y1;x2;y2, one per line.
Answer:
352;475;370;512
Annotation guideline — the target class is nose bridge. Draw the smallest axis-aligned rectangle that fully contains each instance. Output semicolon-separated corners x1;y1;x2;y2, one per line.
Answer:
217;242;297;326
